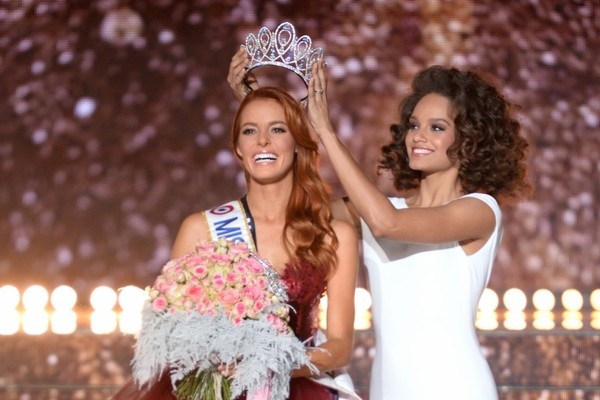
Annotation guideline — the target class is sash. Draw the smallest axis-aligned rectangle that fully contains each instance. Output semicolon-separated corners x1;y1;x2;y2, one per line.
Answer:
203;199;256;252
204;199;361;400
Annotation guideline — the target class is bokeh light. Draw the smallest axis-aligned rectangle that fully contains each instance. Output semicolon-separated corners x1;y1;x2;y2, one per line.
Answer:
503;288;527;312
561;289;584;312
589;289;600;311
118;285;147;312
51;285;78;311
478;288;499;312
0;285;20;309
22;310;49;335
22;285;49;311
90;286;118;311
532;289;555;312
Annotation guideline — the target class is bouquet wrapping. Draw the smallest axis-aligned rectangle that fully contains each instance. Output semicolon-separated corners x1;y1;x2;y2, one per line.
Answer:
132;238;314;400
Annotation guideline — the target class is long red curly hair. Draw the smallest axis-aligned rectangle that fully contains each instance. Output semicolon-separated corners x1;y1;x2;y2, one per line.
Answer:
231;87;338;276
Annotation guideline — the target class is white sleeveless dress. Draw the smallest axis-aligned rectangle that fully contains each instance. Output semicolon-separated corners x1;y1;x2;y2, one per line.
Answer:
362;193;501;400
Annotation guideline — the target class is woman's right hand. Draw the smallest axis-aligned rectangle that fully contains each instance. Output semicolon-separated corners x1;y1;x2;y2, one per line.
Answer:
227;47;258;101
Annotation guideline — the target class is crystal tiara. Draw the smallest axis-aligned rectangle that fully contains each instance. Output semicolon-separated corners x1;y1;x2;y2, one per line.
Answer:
244;21;323;89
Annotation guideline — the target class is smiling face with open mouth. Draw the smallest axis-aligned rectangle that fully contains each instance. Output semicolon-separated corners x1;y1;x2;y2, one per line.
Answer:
235;98;297;185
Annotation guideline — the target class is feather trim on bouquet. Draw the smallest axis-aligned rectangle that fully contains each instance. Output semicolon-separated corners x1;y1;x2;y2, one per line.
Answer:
131;238;316;400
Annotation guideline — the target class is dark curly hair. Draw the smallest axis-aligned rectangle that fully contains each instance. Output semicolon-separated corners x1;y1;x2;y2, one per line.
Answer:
379;65;531;204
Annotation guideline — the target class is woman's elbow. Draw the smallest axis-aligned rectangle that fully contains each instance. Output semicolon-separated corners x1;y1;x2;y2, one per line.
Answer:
336;349;352;368
367;220;392;238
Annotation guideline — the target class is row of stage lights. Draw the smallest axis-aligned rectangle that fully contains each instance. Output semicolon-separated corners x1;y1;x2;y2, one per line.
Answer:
0;285;599;335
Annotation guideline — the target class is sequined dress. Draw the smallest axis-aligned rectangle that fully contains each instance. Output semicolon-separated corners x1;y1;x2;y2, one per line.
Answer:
111;260;336;400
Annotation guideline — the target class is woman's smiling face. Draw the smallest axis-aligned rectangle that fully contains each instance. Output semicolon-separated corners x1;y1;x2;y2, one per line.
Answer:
235;98;297;185
405;93;457;175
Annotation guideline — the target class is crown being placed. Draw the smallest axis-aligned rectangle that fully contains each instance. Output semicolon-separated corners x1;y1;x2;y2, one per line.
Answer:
244;22;323;86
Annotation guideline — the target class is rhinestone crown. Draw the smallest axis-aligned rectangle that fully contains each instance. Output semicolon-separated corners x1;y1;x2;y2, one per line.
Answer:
244;22;323;88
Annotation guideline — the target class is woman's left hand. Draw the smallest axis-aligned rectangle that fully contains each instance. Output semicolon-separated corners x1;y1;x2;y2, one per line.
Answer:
307;60;335;139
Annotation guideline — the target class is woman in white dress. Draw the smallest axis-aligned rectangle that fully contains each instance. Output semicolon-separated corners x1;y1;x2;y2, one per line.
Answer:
306;63;531;399
227;49;531;398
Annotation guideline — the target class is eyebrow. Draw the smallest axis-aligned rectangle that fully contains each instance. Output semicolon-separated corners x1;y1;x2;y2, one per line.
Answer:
409;116;451;124
241;120;288;127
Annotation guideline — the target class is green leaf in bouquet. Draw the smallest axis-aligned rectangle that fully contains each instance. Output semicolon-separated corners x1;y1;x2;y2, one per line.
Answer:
174;368;232;400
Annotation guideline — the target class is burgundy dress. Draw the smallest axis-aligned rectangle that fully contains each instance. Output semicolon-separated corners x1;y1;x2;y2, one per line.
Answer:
112;261;336;400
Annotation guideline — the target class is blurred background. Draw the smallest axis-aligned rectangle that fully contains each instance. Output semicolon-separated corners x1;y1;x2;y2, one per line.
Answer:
1;0;599;399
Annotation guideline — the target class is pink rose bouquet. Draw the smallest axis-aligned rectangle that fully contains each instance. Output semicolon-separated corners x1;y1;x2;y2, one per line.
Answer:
132;238;313;400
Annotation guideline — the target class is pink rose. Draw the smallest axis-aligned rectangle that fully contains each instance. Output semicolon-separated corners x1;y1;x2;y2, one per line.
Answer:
244;259;264;275
196;242;215;252
228;243;250;259
225;272;238;284
184;284;205;303
255;276;268;290
212;273;226;289
151;296;168;311
265;314;288;334
210;253;231;265
253;300;265;312
161;259;178;273
204;307;216;317
195;302;206;313
192;265;208;278
234;301;247;317
218;289;241;305
242;286;264;302
234;263;247;274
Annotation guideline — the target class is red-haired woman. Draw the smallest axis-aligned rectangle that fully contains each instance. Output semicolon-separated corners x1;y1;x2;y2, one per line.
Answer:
112;87;359;399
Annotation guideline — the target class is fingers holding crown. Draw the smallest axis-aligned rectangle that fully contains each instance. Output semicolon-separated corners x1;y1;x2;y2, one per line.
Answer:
309;58;327;100
228;46;259;101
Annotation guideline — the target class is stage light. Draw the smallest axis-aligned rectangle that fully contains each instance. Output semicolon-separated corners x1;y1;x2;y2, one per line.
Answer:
318;294;328;329
50;285;77;311
561;289;583;311
118;285;147;312
90;286;118;311
0;309;20;335
90;310;118;334
0;285;20;309
503;311;527;330
22;310;49;335
503;288;527;312
591;315;600;330
590;289;600;311
353;288;373;330
476;312;499;330
591;293;600;328
22;285;49;310
355;287;372;312
532;289;555;311
532;311;555;330
476;289;499;330
502;288;527;330
119;310;142;334
478;288;499;312
561;310;583;330
51;310;77;334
